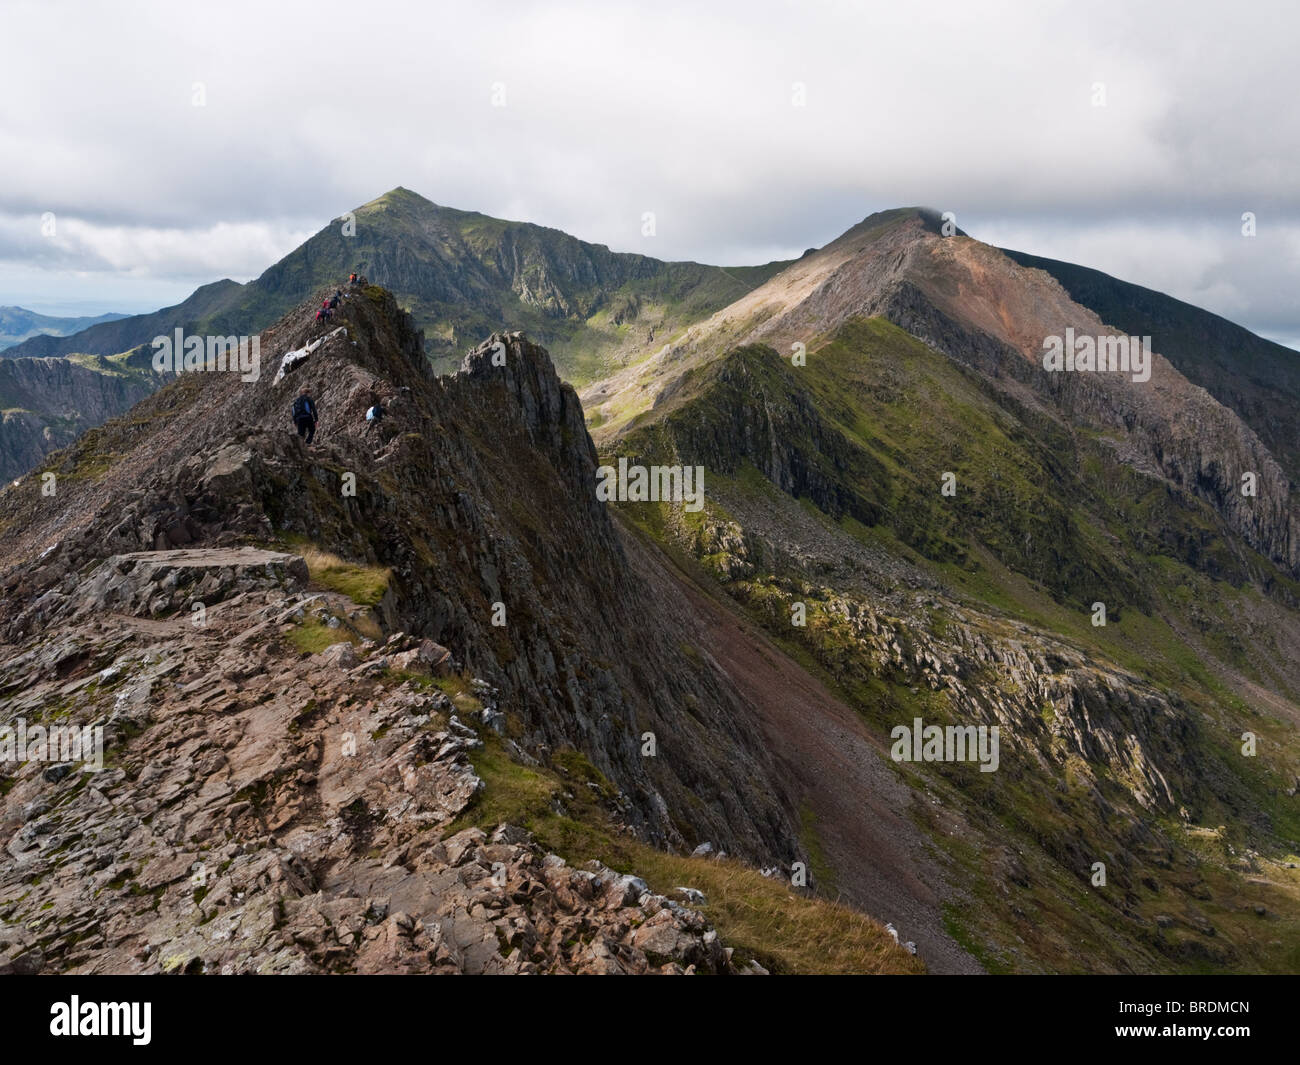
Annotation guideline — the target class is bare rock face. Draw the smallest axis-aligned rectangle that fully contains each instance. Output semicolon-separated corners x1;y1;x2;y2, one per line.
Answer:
69;548;309;620
0;554;733;976
0;355;164;482
874;254;1300;577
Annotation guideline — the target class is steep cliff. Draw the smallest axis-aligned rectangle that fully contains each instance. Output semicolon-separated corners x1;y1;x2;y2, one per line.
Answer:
0;355;164;482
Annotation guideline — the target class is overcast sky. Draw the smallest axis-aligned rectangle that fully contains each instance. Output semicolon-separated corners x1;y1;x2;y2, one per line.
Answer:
4;0;1298;348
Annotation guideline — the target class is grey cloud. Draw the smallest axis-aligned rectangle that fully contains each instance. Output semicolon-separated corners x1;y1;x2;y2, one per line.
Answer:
0;0;1296;347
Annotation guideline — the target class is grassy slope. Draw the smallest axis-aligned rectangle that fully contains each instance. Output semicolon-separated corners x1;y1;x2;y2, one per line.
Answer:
454;735;924;974
605;315;1300;973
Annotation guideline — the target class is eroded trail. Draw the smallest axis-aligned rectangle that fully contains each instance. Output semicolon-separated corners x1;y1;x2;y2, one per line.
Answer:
622;524;984;974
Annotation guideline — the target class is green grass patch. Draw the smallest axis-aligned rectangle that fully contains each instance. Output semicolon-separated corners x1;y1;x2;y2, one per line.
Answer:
288;617;353;655
300;546;391;606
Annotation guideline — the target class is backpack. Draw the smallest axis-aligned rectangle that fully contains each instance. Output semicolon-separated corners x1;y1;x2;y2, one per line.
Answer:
292;395;312;421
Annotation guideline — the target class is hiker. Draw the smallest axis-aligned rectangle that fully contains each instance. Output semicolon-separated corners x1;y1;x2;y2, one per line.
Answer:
328;292;340;310
349;272;358;285
314;308;324;322
292;388;318;445
364;394;385;435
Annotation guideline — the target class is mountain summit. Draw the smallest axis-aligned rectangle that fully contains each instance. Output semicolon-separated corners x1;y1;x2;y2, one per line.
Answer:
586;209;1299;577
0;188;795;480
3;188;790;383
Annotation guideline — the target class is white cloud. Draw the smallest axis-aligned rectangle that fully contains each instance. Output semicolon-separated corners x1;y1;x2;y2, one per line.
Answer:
0;0;1296;346
0;213;311;281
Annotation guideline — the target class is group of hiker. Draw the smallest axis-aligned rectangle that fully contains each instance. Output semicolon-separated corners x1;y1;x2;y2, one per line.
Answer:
292;274;385;448
315;291;342;323
314;274;362;322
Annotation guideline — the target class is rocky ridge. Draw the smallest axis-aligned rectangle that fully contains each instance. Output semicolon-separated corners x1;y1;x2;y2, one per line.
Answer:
586;211;1300;580
0;554;742;975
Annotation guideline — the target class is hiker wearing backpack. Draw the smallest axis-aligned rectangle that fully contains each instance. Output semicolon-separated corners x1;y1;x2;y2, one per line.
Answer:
292;388;318;445
364;393;385;436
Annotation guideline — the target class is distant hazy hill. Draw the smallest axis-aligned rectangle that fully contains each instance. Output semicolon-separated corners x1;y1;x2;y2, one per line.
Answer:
0;282;246;362
0;306;129;352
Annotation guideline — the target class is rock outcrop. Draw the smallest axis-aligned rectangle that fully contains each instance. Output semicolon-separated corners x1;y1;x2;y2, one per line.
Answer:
0;555;736;975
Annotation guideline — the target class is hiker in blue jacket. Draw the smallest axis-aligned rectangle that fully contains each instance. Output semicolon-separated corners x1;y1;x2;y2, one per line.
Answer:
292;388;318;445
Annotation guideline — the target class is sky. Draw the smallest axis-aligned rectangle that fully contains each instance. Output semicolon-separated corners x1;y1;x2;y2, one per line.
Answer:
3;0;1298;348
